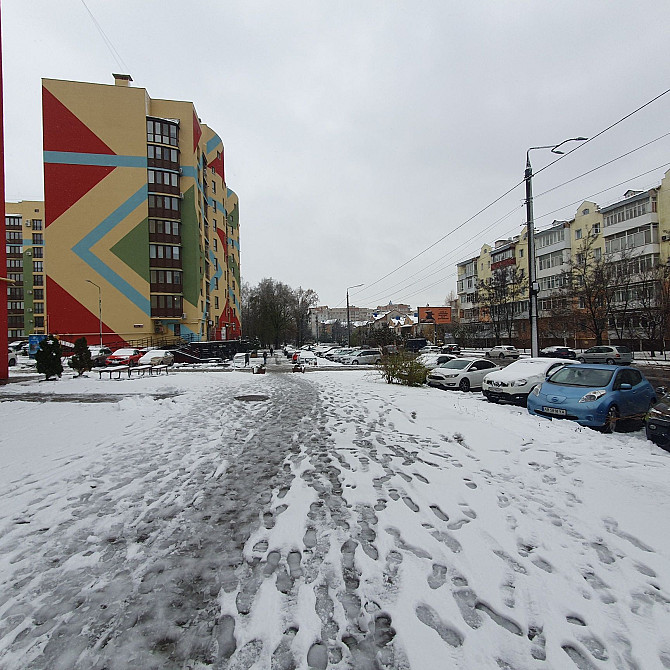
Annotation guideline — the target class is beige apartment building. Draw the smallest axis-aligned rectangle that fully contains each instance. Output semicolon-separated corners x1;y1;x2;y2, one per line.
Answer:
456;168;670;348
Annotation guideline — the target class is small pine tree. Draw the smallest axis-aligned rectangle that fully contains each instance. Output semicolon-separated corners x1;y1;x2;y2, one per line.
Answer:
69;337;93;376
35;335;64;380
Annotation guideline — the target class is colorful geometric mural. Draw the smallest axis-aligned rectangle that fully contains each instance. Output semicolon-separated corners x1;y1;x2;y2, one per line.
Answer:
42;77;240;345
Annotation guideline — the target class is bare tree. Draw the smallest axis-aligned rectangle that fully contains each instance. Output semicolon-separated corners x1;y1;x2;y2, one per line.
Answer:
478;267;527;344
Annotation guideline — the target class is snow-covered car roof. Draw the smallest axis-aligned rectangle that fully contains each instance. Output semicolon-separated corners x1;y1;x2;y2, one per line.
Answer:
484;357;576;382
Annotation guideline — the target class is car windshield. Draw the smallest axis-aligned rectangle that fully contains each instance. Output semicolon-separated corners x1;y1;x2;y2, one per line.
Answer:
113;349;136;356
548;367;614;387
438;359;471;370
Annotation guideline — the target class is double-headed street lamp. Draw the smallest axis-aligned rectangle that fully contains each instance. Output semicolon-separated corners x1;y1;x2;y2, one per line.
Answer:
525;137;587;357
86;279;103;346
346;283;363;346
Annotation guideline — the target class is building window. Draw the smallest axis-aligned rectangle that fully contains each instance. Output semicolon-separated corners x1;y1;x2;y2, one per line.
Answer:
34;302;44;314
32;247;44;258
7;258;23;269
33;289;44;300
33;274;44;286
146;118;179;146
592;223;600;234
34;317;44;328
575;229;582;240
582;208;590;215
6;245;22;254
32;233;43;245
33;219;43;230
215;296;219;309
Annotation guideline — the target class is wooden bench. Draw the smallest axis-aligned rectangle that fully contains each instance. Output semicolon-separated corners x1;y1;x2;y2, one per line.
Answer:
151;364;169;375
128;364;153;378
98;365;129;380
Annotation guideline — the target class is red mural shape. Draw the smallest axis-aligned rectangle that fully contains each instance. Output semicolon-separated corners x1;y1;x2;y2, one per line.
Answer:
42;87;117;225
208;148;225;182
192;109;202;153
46;276;122;345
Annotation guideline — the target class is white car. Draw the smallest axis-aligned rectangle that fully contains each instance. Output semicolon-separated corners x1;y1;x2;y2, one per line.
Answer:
427;357;500;392
138;349;174;366
297;351;318;366
482;357;578;405
8;349;17;367
416;353;457;370
418;345;441;354
485;345;520;360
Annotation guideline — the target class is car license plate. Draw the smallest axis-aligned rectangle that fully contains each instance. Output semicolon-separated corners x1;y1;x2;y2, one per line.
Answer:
543;406;566;416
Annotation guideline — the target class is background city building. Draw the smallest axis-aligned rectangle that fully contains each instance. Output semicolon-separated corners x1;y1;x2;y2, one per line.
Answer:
42;75;240;346
455;169;670;348
5;201;46;340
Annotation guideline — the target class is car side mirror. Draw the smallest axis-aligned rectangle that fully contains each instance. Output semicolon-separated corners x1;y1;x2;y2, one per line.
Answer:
619;383;632;391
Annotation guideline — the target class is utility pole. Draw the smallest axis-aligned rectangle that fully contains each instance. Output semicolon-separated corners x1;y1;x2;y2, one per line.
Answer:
346;284;363;346
0;1;8;381
525;137;587;357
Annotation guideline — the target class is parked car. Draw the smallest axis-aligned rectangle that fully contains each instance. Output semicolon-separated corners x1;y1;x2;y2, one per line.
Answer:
8;349;17;367
482;357;578;405
330;347;359;362
485;345;520;360
297;351;318;366
418;345;441;354
645;391;670;451
8;340;27;353
416;353;457;370
427;357;500;392
232;352;248;368
88;346;113;366
346;349;383;365
539;346;577;360
105;348;142;366
577;345;633;365
138;349;174;366
441;344;461;355
527;364;655;433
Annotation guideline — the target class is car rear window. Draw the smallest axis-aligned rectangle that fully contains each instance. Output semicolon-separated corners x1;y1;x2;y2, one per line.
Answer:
548;367;614;387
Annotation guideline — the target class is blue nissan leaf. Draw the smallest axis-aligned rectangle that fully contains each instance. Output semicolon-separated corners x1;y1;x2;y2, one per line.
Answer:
527;364;656;433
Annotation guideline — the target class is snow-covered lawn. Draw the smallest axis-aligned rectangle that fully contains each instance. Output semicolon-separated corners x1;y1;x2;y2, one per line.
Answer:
0;367;668;669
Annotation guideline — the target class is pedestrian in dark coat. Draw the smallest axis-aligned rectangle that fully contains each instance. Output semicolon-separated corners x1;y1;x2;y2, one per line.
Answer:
244;352;250;366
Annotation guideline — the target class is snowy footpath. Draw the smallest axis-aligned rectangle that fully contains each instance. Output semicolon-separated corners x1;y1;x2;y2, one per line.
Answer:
0;368;669;669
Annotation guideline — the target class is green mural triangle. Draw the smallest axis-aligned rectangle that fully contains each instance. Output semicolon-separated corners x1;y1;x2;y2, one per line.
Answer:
110;218;150;282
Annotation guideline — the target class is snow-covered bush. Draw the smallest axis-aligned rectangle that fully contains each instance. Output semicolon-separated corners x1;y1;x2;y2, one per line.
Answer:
378;353;428;387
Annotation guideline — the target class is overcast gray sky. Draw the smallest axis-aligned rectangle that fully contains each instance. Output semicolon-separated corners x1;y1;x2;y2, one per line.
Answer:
4;1;670;309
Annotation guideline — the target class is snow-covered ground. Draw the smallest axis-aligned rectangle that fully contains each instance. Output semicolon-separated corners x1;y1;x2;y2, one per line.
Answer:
0;364;668;669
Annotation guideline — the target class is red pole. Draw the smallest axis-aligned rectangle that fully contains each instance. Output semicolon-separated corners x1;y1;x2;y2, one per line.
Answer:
0;0;8;381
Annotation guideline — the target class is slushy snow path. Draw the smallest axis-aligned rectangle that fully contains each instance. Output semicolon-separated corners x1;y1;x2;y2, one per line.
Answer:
0;368;668;669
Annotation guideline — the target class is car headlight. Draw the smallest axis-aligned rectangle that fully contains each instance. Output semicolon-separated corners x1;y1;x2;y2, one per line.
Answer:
510;378;527;387
579;389;607;403
443;373;459;378
531;384;542;397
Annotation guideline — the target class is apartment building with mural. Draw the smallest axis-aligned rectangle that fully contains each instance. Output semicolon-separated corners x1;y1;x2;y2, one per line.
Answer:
42;75;240;346
456;168;670;347
5;201;46;341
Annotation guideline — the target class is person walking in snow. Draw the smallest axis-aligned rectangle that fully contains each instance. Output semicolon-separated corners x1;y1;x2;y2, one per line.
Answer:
244;352;250;367
263;351;268;366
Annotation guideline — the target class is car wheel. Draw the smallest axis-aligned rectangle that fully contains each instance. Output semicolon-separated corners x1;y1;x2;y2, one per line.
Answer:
600;405;619;433
459;378;470;392
375;359;381;364
485;352;491;358
352;360;359;365
578;356;585;363
605;358;615;365
499;353;505;359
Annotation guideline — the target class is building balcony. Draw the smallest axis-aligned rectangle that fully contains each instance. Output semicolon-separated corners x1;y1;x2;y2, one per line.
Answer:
148;181;180;196
150;257;182;269
150;282;183;294
149;232;181;244
151;307;183;319
491;257;516;271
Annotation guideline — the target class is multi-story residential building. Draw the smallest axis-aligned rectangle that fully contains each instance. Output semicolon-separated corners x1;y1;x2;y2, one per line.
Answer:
455;168;670;347
42;75;240;345
5;201;46;340
308;305;376;339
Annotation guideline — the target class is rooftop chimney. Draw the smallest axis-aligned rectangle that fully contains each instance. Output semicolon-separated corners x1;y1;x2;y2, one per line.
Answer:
112;73;133;87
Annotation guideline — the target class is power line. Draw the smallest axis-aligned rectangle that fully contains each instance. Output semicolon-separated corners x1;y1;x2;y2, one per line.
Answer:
80;0;130;73
350;85;670;305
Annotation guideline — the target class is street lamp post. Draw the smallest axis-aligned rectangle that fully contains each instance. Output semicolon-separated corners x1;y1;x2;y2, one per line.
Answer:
86;279;103;346
346;284;363;346
525;137;587;357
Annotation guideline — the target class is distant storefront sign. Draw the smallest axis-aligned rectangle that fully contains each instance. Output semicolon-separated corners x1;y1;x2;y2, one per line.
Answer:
418;306;451;325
